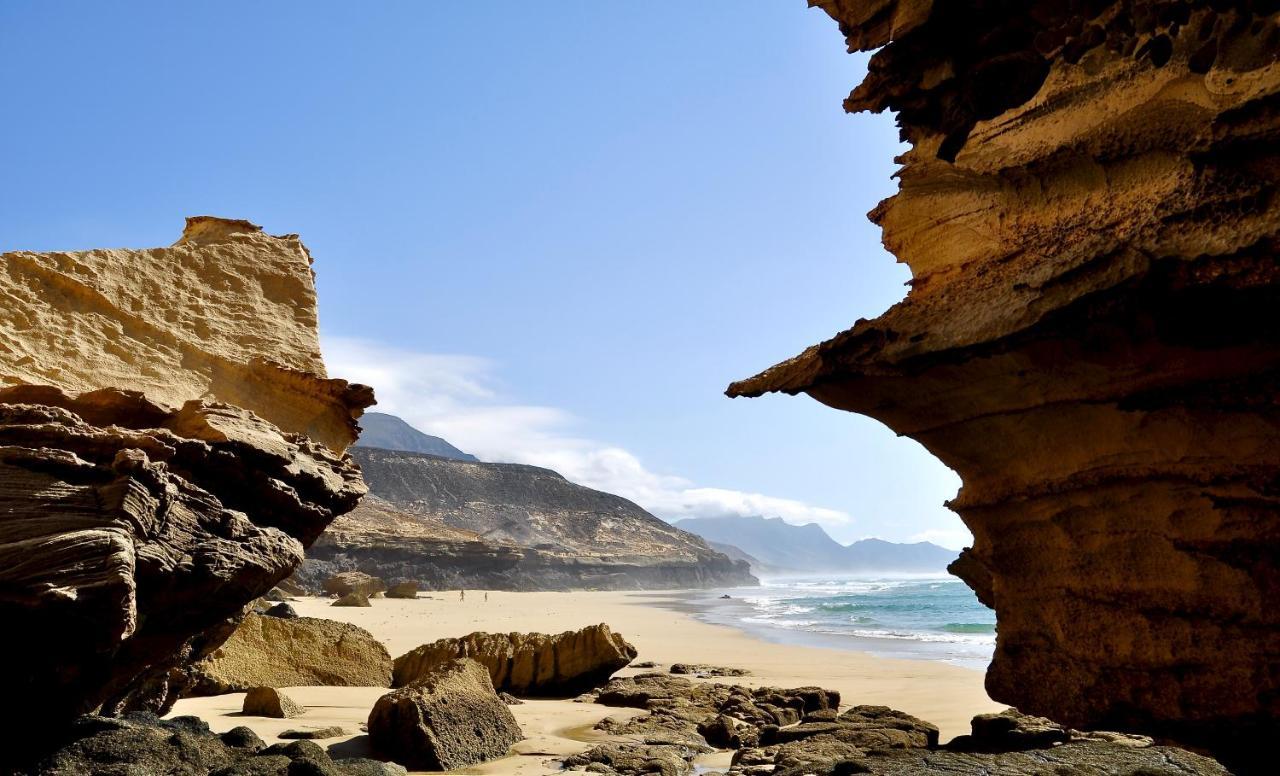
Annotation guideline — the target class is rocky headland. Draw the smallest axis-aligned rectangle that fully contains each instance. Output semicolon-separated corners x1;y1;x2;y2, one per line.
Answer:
730;1;1280;771
295;445;757;590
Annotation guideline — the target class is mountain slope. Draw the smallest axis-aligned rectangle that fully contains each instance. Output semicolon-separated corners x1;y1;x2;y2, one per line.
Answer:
674;516;957;574
320;447;757;590
354;412;477;461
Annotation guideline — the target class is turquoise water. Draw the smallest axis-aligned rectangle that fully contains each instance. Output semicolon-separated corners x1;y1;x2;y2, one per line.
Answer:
693;575;996;670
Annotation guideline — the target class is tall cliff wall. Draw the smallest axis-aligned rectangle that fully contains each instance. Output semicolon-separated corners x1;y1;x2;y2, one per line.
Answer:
0;218;373;756
730;2;1280;770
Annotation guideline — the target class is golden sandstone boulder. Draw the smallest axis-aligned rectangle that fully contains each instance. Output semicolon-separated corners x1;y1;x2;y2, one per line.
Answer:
730;2;1279;771
0;218;373;751
186;613;392;696
392;624;638;696
369;658;523;770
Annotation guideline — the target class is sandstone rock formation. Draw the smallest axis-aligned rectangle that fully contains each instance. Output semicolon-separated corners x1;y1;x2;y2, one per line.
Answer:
323;570;387;597
0;219;373;752
392;624;637;696
385;581;419;599
184;613;392;696
242;687;304;719
0;216;370;451
332;591;373;607
368;658;522;771
302;448;756;590
728;3;1280;769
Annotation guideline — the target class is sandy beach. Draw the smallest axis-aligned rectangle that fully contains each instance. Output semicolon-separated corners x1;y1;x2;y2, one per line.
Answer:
171;591;1002;775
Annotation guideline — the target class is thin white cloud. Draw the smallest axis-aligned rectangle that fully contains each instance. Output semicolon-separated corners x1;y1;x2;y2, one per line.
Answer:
322;335;854;532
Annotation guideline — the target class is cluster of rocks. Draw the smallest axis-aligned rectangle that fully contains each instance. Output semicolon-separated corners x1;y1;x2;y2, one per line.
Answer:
24;714;405;776
568;674;1229;776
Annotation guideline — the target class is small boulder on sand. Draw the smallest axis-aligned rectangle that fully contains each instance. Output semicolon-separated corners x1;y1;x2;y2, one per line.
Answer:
385;581;419;599
332;591;372;607
242;687;304;718
368;658;522;770
264;602;298;619
323;571;387;597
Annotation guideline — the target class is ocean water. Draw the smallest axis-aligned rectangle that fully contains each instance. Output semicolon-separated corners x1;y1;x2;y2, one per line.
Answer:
689;575;996;670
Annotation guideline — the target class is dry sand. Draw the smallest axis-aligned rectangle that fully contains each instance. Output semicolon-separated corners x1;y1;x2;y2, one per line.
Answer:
171;591;1001;775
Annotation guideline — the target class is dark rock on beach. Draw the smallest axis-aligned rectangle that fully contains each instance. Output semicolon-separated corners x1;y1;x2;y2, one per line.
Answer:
368;658;522;770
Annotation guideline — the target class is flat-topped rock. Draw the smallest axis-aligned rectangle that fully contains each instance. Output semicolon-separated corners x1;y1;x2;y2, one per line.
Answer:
0;216;371;452
185;613;391;696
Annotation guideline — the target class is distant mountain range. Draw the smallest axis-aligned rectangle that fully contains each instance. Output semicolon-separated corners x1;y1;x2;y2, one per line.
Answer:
674;515;958;574
304;413;756;590
354;412;478;461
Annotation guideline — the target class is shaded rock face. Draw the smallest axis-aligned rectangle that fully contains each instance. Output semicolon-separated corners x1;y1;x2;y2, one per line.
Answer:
313;448;756;590
729;3;1280;768
184;613;392;696
392;624;637;696
368;658;522;771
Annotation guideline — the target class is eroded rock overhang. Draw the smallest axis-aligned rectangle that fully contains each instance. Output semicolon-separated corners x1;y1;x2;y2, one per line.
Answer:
730;2;1280;769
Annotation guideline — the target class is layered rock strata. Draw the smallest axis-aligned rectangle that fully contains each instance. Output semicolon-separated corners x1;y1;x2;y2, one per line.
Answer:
305;448;756;590
729;2;1280;769
0;218;373;752
392;624;638;695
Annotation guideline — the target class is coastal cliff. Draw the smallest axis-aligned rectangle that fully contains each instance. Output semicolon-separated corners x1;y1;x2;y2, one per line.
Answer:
0;218;372;749
730;2;1280;770
298;447;757;590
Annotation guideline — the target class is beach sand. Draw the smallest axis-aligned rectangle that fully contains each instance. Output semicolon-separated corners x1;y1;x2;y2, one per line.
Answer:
171;591;1002;775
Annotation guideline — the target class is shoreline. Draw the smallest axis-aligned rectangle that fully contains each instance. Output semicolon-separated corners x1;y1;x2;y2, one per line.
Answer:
650;583;995;671
171;590;1002;774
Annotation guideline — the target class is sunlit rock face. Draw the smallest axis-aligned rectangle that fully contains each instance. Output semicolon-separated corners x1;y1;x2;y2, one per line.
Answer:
731;2;1280;768
0;219;372;750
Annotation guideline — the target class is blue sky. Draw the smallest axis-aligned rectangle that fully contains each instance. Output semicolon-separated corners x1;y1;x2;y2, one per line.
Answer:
0;2;967;548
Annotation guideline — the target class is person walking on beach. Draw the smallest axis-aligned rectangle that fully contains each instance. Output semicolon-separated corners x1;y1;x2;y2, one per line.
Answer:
459;590;465;602
484;592;489;603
